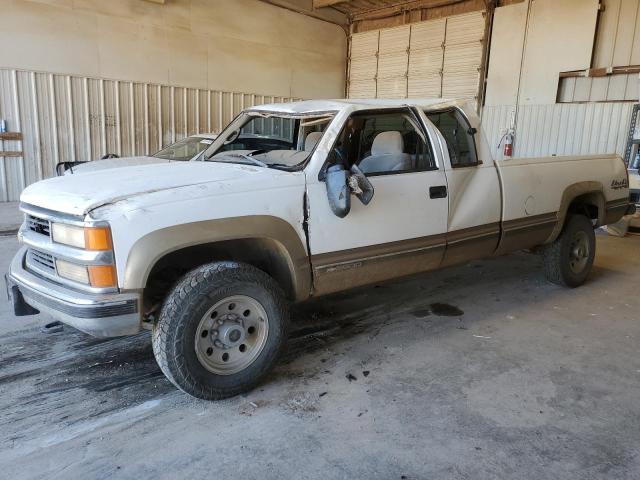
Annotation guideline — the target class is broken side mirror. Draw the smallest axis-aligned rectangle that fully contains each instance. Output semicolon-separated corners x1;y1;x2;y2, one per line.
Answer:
349;164;374;205
325;164;351;218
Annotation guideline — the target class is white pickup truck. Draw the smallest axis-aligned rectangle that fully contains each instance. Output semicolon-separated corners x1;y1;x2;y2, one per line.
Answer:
6;99;633;400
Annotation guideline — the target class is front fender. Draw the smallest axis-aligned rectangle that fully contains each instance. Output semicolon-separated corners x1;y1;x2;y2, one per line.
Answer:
123;216;311;301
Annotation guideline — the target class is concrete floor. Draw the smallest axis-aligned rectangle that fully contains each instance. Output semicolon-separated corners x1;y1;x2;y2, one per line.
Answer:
0;202;22;234
1;233;639;479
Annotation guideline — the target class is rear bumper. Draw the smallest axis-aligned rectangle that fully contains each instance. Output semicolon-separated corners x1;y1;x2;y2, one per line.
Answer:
7;247;141;337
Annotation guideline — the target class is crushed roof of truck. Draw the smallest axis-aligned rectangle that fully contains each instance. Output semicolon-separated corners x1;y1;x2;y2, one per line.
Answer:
247;99;479;126
249;98;471;115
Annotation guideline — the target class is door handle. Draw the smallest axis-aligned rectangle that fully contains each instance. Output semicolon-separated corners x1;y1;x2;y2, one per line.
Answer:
429;185;447;199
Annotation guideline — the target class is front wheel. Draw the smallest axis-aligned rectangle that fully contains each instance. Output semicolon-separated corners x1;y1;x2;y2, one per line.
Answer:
152;262;289;400
542;214;595;287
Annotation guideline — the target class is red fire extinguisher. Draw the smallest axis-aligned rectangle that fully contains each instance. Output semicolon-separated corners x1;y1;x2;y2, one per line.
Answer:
503;130;514;157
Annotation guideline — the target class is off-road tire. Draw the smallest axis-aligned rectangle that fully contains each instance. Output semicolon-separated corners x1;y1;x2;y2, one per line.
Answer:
542;214;595;288
152;261;289;400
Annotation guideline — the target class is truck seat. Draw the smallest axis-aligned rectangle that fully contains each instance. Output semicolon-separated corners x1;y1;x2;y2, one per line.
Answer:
304;131;323;151
359;131;412;174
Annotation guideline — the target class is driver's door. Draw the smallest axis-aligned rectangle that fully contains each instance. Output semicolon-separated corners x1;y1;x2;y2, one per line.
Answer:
305;108;449;295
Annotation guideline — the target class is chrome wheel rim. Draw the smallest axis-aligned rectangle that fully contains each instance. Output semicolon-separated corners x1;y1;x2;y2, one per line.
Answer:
194;295;269;375
569;230;590;274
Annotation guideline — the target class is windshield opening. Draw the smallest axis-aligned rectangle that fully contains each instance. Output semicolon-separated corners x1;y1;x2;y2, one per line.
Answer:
205;112;335;170
154;136;215;161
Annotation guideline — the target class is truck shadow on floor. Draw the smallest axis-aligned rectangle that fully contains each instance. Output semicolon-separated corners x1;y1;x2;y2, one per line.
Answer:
0;249;607;432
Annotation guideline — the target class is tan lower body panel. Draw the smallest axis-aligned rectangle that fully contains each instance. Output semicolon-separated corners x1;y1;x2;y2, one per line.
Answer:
495;212;558;255
310;214;561;296
604;199;630;225
311;235;446;296
440;222;500;267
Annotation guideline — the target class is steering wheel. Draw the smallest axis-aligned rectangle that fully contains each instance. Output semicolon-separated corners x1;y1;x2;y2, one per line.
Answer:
248;149;268;156
333;146;347;166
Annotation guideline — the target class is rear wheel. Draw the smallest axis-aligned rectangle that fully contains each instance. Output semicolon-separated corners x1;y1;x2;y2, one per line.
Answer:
542;214;595;287
152;261;289;400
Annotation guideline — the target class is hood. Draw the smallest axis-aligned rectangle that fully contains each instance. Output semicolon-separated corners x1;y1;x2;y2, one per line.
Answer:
21;161;297;217
64;156;170;175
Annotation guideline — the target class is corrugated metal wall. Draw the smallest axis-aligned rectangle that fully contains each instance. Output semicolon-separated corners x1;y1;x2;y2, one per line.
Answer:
482;102;634;160
558;73;639;103
0;68;299;202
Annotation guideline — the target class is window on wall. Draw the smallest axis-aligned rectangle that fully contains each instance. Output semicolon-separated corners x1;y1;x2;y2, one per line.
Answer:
329;109;436;175
426;109;478;168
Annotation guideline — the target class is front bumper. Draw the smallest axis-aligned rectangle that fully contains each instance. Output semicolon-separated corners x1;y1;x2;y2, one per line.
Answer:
7;247;141;337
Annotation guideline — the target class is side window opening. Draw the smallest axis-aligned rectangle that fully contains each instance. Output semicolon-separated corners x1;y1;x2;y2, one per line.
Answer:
298;116;333;152
329;109;436;176
426;109;478;168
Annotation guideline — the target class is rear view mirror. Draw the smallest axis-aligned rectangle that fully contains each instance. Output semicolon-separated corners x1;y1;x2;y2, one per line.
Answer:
349;164;374;205
325;164;351;218
225;130;240;144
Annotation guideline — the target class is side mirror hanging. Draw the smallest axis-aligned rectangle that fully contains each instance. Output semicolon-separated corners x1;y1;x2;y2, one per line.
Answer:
349;164;374;205
325;164;351;218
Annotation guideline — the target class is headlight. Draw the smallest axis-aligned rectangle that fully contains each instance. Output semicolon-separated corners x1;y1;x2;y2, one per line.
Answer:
51;222;116;288
55;259;90;284
55;259;117;288
52;224;112;250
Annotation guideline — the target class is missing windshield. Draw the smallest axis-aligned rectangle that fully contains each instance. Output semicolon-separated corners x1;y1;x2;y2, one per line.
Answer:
205;112;336;170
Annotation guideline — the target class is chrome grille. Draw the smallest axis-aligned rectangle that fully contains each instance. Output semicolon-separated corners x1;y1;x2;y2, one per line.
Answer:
26;249;56;274
26;215;51;237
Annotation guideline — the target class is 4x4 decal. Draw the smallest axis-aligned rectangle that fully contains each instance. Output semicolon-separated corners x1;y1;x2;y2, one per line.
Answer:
611;178;629;190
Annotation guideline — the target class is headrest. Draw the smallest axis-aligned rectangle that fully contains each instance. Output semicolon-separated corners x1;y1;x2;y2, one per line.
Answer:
304;131;323;151
371;131;404;155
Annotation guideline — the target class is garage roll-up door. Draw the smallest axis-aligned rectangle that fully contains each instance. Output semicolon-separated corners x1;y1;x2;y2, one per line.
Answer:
348;11;486;101
408;19;446;98
377;25;410;98
442;11;485;99
349;30;379;98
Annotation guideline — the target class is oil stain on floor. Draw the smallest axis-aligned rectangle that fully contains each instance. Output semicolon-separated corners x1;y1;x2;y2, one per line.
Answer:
412;303;464;318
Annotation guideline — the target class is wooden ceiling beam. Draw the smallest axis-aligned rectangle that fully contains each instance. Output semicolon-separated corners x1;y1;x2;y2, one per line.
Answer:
313;0;350;7
349;0;469;20
259;0;349;27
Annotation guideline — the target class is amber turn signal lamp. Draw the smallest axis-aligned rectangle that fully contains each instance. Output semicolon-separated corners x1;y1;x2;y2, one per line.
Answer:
88;265;117;288
84;227;113;251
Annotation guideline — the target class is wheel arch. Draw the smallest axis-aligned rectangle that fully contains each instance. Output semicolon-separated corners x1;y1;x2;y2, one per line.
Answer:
546;181;605;243
123;216;311;303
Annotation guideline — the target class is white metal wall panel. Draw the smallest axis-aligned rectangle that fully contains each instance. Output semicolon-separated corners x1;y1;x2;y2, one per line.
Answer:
0;68;300;201
593;0;640;68
481;102;634;160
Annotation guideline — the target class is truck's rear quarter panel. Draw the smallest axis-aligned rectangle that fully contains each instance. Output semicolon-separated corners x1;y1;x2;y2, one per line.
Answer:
494;154;629;253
